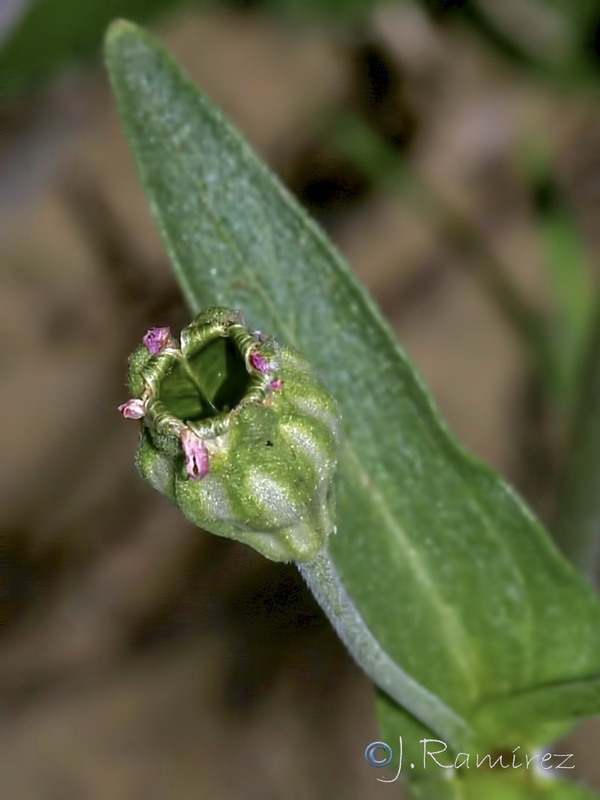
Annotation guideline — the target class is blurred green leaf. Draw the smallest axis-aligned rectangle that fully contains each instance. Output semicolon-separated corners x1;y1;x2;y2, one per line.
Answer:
553;303;600;578
0;0;209;100
105;19;600;761
405;771;600;800
516;133;596;408
540;206;595;403
0;0;377;102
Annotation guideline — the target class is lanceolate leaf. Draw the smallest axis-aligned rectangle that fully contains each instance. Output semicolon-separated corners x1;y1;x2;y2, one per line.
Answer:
104;20;600;759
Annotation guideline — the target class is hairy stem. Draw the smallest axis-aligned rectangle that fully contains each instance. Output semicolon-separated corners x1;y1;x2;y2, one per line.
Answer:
297;546;476;753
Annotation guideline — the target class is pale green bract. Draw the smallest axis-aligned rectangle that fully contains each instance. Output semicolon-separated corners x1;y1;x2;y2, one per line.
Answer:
120;307;340;562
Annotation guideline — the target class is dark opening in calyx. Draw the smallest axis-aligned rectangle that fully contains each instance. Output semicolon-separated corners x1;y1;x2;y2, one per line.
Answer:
159;336;251;422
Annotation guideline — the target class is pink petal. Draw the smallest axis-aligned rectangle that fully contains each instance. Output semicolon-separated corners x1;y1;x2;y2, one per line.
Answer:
250;351;270;373
118;398;145;419
269;379;283;391
143;326;171;355
181;429;210;481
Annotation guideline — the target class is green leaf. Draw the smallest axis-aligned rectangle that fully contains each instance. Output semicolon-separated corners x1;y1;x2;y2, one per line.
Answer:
104;20;600;756
406;771;600;800
540;205;595;400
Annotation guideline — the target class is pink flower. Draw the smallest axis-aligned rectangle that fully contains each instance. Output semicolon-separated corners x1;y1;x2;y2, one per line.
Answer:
250;351;270;373
118;398;145;419
181;428;210;481
143;326;171;355
269;379;283;391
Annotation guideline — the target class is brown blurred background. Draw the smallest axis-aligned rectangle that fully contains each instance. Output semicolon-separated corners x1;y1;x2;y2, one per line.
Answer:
1;2;600;797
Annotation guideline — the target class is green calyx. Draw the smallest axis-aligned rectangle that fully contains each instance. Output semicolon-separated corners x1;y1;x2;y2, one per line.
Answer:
120;307;341;562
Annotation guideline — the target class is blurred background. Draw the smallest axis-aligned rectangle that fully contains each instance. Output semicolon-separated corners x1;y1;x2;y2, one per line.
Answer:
1;0;600;797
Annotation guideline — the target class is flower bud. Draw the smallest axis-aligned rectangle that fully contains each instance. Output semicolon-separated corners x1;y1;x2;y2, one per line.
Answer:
119;308;340;562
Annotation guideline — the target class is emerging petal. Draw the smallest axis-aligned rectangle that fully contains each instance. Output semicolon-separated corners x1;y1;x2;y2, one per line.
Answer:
118;398;146;419
250;351;271;373
143;326;171;355
181;428;210;481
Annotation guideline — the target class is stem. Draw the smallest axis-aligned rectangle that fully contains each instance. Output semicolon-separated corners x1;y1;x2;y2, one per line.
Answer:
553;299;600;580
297;547;476;753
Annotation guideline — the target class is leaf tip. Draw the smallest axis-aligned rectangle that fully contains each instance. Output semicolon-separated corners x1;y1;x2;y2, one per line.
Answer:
104;18;142;54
